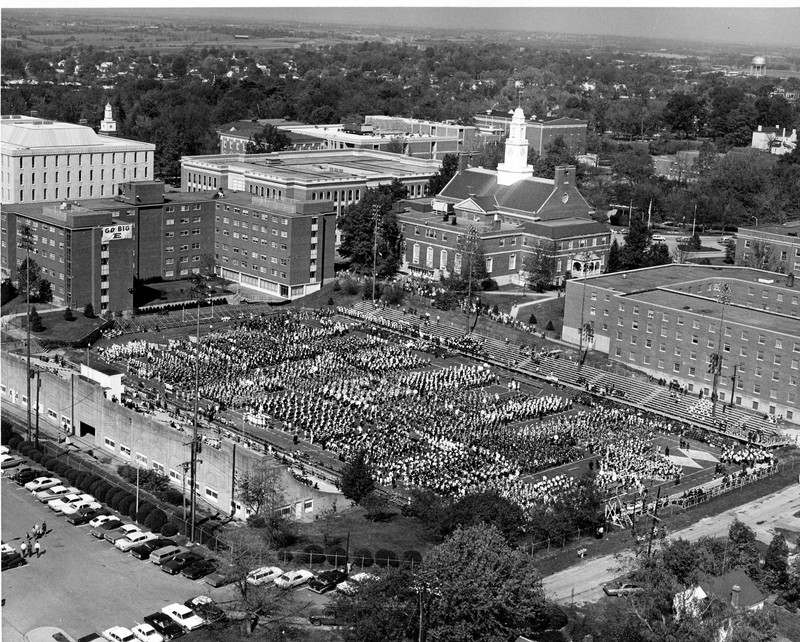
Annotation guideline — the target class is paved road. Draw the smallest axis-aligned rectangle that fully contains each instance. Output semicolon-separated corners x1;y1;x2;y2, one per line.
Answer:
542;482;800;605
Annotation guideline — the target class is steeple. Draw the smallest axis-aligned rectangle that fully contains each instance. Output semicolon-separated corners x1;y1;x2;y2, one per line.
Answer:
99;101;117;136
496;106;533;186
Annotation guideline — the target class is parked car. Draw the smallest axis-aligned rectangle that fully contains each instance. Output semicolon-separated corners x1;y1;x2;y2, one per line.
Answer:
33;484;77;502
47;493;86;512
104;523;142;544
101;627;136;642
142;612;184;641
89;518;124;538
61;499;103;516
161;603;205;631
181;559;218;580
131;624;163;642
88;515;118;529
204;568;235;588
161;552;204;575
183;596;226;624
25;477;62;492
130;539;176;561
336;572;379;595
651;234;666;243
1;552;26;571
12;468;45;485
308;569;348;594
274;569;314;589
246;565;283;586
0;446;8;455
603;582;644;597
0;454;25;469
67;508;108;526
150;545;186;566
309;609;347;627
116;531;159;552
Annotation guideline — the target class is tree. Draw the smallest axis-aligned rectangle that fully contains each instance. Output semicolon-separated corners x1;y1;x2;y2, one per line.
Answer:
235;460;290;545
726;519;761;580
663;93;705;138
245;124;291;154
419;524;547;642
523;241;557;292
763;533;789;590
612;147;653;187
28;307;44;332
724;239;736;264
439;491;525;542
530;136;580;180
16;257;42;299
63;306;75;321
83;303;95;318
338;188;402;277
340;450;375;505
37;279;53;303
607;237;621;273
743;239;778;272
427;153;459;196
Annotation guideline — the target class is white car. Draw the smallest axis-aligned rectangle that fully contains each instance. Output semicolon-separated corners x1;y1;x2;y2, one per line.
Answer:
131;623;163;642
102;627;136;642
47;493;85;512
116;531;159;552
88;514;117;529
25;477;62;493
651;234;666;243
61;499;103;516
337;572;379;595
161;603;205;631
31;482;72;502
274;569;314;589
0;454;25;469
0;446;9;455
246;565;283;586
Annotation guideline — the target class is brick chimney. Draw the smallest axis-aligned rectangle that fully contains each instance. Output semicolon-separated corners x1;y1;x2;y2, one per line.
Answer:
457;152;470;173
492;212;501;231
731;585;740;609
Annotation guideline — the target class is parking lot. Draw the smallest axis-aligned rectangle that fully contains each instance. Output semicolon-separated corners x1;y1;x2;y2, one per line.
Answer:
1;476;237;641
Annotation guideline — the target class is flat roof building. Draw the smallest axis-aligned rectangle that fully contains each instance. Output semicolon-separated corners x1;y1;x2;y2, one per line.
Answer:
1;112;154;205
736;221;800;273
562;264;800;424
474;109;588;157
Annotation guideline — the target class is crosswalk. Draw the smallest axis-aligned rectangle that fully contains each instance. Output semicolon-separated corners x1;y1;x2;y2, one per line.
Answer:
350;301;786;445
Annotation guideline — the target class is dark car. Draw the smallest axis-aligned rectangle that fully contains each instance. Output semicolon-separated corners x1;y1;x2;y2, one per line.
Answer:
67;507;108;526
13;468;45;485
308;569;348;595
131;538;177;561
1;552;26;571
183;596;226;624
161;552;203;575
143;612;184;640
309;609;347;627
181;558;217;580
204;569;235;588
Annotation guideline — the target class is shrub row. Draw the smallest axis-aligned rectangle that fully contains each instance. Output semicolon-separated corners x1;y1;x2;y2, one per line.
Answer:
295;545;423;569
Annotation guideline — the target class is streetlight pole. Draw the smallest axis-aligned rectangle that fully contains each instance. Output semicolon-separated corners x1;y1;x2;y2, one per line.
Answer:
19;224;34;441
462;227;477;335
710;283;731;418
371;204;380;305
729;363;740;409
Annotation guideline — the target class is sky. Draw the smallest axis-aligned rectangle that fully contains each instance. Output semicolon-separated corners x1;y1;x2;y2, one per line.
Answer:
5;3;800;49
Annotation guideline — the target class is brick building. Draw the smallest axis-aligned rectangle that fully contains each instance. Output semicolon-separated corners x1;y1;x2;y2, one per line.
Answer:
735;221;800;273
473;109;588;156
562;264;800;423
2;181;216;312
1;112;154;205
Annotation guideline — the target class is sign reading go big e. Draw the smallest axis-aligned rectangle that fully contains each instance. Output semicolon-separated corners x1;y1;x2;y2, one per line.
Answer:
101;224;133;242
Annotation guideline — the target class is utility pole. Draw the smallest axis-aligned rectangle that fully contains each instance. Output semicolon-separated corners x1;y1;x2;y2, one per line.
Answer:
19;224;34;441
462;227;478;335
34;370;41;448
710;283;731;417
189;275;208;542
371;204;380;305
729;363;739;408
647;486;662;557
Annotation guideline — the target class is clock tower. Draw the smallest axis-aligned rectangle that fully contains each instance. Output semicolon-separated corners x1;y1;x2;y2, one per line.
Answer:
496;106;533;186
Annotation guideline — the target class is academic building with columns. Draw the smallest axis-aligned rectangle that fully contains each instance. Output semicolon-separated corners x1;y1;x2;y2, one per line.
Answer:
398;107;609;286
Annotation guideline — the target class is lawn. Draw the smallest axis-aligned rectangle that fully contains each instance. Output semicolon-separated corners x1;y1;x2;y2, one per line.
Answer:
13;308;108;347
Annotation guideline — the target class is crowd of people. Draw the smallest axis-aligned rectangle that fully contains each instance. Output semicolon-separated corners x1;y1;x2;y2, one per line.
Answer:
98;309;776;518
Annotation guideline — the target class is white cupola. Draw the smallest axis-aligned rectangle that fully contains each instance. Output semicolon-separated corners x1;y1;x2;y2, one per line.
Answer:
496;106;533;186
100;101;117;134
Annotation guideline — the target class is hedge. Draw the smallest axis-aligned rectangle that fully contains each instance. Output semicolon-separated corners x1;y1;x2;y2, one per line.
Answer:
158;488;184;507
144;508;168;533
402;550;423;566
106;489;127;511
136;502;157;524
66;469;82;486
160;523;180;538
8;436;22;451
29;451;45;464
303;545;326;565
326;546;348;567
352;548;373;569
1;419;13;444
374;548;398;568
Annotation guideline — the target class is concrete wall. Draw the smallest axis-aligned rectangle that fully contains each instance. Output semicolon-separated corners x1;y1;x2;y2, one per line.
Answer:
1;352;338;521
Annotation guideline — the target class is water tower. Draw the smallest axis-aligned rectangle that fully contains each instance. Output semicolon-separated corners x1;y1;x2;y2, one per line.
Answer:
750;56;766;77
